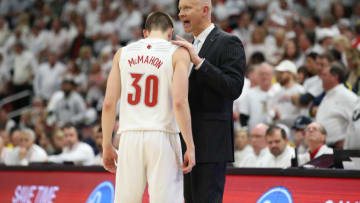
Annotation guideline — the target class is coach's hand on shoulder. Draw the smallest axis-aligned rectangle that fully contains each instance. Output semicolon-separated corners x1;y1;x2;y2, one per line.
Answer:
171;35;203;66
182;148;196;174
103;144;118;173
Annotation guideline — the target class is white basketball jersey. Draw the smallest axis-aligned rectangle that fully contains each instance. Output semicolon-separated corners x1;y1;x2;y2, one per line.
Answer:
117;38;179;134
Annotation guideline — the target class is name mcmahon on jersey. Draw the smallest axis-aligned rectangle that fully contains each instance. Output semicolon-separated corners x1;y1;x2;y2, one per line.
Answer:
128;55;164;69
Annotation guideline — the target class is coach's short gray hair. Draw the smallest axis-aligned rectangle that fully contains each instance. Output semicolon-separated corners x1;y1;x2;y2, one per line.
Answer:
22;128;36;142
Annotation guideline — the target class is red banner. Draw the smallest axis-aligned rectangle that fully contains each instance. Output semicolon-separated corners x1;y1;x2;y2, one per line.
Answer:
0;170;359;203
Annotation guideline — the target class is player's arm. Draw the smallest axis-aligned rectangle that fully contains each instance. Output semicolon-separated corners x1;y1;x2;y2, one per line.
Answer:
172;47;195;173
101;48;122;173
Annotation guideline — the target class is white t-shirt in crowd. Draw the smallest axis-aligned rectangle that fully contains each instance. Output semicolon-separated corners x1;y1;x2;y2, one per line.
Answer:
239;85;280;131
259;145;295;168
4;144;47;166
344;98;360;150
268;83;306;128
303;75;323;97
233;145;253;168
241;147;270;168
48;142;95;166
316;84;358;144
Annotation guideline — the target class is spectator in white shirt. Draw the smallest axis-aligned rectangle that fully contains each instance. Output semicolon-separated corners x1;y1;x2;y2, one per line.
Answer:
292;52;337;118
34;52;66;101
115;0;142;44
0;136;11;164
246;26;268;62
61;0;88;22
268;60;305;130
232;11;254;48
239;63;280;130
48;124;94;165
90;10;115;54
11;42;37;109
241;123;270;167
0;16;10;47
260;125;295;168
4;128;47;166
344;98;360;150
317;64;358;148
46;18;71;57
24;24;47;58
51;77;87;127
298;122;333;166
0;52;10;98
233;128;252;168
85;0;100;35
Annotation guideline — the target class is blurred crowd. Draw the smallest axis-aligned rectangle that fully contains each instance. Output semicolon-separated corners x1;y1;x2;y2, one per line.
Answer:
0;0;360;168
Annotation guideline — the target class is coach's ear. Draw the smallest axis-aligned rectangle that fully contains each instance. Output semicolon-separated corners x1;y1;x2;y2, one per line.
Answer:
143;29;149;38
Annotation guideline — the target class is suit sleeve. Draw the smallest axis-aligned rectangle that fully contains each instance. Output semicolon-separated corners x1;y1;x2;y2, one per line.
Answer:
196;35;246;100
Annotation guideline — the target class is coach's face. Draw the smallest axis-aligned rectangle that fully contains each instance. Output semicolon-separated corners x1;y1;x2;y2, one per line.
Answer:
178;0;203;34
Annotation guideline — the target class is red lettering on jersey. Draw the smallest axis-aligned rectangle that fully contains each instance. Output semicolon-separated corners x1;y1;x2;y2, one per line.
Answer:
152;58;159;66
128;58;136;67
128;73;143;105
138;55;144;64
155;60;163;69
144;56;149;64
149;56;156;65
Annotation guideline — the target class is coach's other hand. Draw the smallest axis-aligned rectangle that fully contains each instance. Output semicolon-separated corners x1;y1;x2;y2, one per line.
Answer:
103;144;118;173
182;149;196;174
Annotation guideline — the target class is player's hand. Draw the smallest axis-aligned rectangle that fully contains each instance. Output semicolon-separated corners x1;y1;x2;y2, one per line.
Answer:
182;149;196;174
102;144;118;173
171;35;203;66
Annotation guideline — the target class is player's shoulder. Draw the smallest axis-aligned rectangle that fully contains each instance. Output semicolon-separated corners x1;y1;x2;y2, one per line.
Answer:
174;46;188;54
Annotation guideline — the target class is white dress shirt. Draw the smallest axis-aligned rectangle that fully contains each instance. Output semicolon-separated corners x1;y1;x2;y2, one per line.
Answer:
48;142;95;166
268;83;306;128
316;84;358;144
239;85;280;131
303;75;323;97
259;145;295;168
233;145;253;167
298;145;333;166
34;62;66;100
12;50;36;85
344;98;360;150
4;144;48;166
241;147;270;168
192;23;215;70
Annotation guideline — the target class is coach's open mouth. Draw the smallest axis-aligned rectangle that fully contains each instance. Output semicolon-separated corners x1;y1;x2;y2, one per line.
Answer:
183;20;190;28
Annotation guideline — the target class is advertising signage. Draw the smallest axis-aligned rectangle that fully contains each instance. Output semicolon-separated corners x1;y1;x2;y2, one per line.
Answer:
0;168;359;203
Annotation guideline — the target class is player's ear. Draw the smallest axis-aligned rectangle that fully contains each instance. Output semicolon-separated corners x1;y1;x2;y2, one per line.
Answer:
143;29;149;38
168;28;174;40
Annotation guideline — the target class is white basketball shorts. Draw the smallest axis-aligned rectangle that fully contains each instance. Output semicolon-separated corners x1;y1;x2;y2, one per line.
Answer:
114;131;184;203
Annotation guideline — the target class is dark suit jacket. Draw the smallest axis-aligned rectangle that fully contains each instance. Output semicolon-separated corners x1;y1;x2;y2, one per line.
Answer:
188;26;246;163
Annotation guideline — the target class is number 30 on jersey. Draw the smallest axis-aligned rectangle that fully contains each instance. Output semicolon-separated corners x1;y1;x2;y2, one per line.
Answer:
127;73;159;107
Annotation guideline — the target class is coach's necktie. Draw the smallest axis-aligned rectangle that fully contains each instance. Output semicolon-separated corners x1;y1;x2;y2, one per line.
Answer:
193;38;200;54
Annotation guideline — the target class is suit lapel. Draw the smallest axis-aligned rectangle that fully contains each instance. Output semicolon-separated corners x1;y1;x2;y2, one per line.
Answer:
198;26;220;58
189;26;220;77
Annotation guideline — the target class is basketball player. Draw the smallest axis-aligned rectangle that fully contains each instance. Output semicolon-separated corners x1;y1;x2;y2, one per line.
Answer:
101;11;195;203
